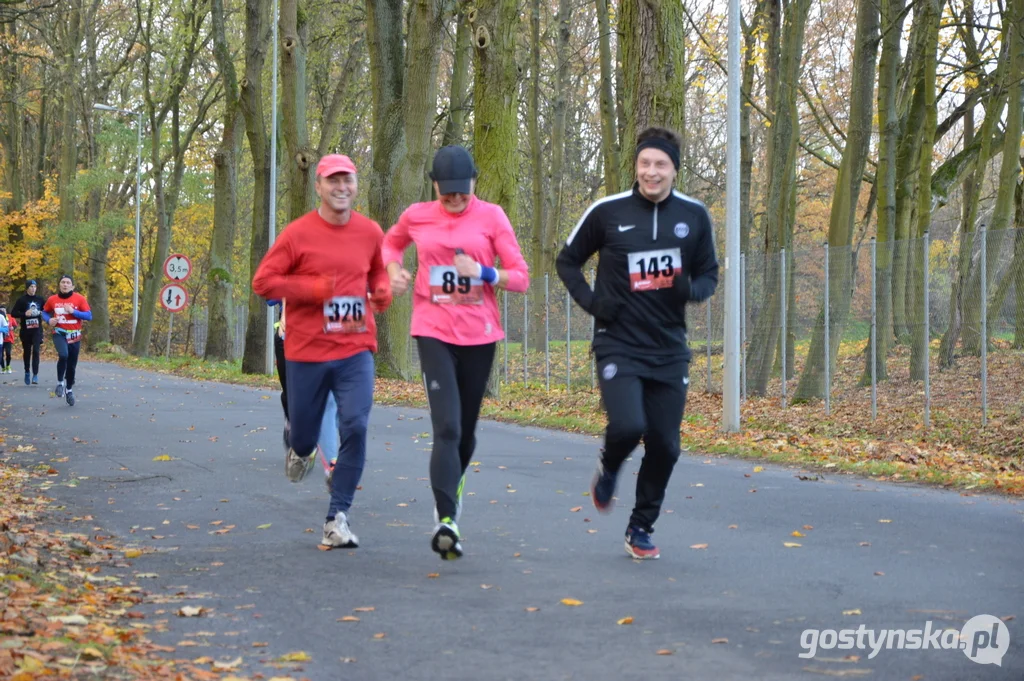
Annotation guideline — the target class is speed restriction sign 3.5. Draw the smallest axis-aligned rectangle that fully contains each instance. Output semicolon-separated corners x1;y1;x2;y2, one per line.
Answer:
164;253;192;282
160;283;189;312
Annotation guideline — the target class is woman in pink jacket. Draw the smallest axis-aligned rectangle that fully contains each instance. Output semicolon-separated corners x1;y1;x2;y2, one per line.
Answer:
383;145;529;561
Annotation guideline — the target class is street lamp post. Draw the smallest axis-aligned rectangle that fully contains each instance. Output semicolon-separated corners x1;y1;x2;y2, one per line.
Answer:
267;0;280;376
94;103;143;342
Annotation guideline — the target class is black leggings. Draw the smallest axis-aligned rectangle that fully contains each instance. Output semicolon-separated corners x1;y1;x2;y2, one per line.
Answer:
416;336;496;521
20;329;41;375
597;357;689;533
274;332;288;420
53;333;81;389
1;341;11;368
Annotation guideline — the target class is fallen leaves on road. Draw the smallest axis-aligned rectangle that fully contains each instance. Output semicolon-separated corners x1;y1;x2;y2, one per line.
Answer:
178;606;204;617
690;543;709;550
784;542;802;548
561;598;583;606
711;638;729;644
0;455;248;680
617;617;634;625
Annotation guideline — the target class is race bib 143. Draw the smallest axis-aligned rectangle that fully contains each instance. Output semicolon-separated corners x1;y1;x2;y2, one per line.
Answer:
628;248;682;291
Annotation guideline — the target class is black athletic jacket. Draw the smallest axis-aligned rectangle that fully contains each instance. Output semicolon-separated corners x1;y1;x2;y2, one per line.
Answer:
10;293;46;335
556;183;719;360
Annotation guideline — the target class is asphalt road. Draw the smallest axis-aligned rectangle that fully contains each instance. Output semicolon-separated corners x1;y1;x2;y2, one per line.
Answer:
2;360;1022;681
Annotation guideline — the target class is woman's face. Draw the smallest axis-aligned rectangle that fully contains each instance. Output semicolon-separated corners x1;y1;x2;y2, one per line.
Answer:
59;278;74;294
435;180;475;214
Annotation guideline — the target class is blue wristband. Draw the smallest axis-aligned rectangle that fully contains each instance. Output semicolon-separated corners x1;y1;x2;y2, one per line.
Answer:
479;265;498;285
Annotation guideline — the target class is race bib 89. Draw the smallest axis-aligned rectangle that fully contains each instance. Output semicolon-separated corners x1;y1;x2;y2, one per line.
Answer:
429;266;483;305
323;296;367;334
628;248;682;291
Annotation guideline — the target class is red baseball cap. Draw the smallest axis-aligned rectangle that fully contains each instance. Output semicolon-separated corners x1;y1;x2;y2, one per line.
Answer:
316;154;357;177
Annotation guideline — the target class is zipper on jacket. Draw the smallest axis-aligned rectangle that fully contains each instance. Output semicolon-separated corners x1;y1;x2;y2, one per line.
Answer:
652;204;659;241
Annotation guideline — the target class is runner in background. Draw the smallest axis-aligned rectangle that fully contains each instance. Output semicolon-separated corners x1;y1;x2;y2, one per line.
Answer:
10;280;45;385
269;298;340;491
0;304;15;373
382;145;529;560
42;274;93;407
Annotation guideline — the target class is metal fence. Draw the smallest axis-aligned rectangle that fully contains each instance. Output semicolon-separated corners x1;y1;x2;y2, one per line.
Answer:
485;226;1022;428
178;226;1022;427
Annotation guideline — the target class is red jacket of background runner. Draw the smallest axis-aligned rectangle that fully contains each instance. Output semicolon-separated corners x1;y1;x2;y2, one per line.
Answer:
43;292;91;342
3;315;16;343
252;209;392;362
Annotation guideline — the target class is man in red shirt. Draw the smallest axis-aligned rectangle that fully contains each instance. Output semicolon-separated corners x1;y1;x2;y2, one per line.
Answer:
253;154;391;549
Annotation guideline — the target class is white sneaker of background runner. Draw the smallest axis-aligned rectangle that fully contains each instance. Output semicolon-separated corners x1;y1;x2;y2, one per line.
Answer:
322;512;359;548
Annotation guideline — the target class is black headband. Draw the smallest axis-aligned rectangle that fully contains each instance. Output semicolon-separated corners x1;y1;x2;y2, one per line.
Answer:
636;137;680;171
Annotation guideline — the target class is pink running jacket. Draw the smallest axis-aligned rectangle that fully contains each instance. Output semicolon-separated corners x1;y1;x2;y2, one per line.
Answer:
382;195;529;346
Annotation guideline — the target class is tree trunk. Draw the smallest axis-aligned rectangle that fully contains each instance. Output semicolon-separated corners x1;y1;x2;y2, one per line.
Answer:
365;0;445;379
240;0;272;373
133;0;212;357
2;20;28;300
619;0;686;184
739;3;763;253
57;0;83;275
526;0;544;354
938;107;977;370
1015;184;1024;348
473;0;519;394
528;0;571;353
442;2;472;147
908;0;941;382
963;0;1023;356
794;0;878;400
935;2;1005;368
747;0;810;397
282;0;314;222
595;0;619;194
206;0;243;362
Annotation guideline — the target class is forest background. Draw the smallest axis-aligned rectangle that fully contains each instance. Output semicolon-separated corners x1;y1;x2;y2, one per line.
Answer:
0;0;1022;491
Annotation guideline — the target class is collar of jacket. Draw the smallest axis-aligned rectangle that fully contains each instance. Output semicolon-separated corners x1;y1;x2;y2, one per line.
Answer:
631;182;676;209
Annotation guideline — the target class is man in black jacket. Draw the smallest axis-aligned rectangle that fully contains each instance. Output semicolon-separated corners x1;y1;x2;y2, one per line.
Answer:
10;279;45;385
556;126;719;560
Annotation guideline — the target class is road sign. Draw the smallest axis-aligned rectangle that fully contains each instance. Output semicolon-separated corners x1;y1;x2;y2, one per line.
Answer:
159;283;189;313
164;253;192;282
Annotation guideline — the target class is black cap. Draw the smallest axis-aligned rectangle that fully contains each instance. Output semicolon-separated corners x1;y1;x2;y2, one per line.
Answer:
26;279;36;288
430;146;477;195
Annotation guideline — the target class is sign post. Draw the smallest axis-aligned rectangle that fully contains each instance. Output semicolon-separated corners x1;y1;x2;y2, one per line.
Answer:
161;254;190;358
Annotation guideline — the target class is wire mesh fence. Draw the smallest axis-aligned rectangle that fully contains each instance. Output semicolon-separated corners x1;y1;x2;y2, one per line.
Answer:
181;226;1023;429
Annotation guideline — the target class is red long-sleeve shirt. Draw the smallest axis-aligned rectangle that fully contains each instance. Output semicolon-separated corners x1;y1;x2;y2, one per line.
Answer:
252;209;392;362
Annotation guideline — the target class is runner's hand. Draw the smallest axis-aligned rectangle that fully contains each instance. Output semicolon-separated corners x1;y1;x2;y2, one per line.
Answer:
369;285;391;313
389;268;412;296
47;317;58;327
454;253;480;279
312;275;334;302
